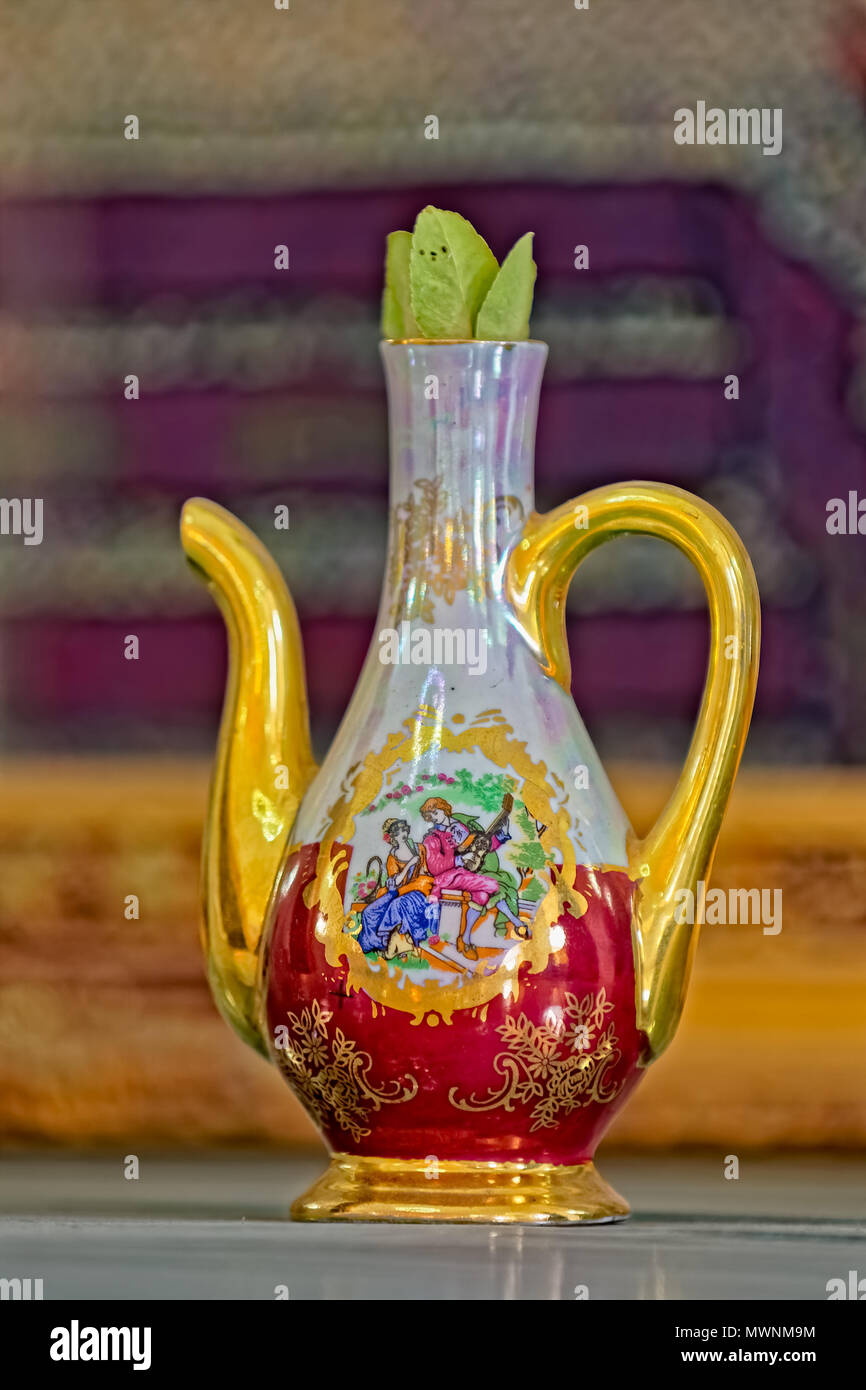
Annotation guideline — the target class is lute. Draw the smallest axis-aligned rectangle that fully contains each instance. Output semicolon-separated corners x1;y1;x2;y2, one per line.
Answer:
458;793;514;873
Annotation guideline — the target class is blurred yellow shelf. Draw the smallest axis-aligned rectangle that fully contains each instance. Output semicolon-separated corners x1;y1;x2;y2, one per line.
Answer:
0;758;863;1148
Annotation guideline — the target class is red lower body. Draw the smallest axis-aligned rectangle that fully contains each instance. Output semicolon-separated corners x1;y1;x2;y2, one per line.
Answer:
265;846;646;1165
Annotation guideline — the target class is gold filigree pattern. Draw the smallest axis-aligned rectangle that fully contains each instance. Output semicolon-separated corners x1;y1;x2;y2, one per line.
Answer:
275;1000;418;1140
387;477;473;623
449;988;624;1130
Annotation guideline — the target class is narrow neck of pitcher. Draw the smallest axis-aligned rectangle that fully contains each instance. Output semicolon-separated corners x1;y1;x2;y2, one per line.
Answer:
378;341;546;626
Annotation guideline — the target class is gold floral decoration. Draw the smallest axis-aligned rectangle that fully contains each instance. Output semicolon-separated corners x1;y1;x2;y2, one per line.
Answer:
386;477;480;623
274;999;418;1141
449;988;624;1130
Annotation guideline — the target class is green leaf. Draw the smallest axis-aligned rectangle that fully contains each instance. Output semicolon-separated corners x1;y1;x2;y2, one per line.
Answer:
475;232;536;341
380;230;419;339
409;207;499;339
521;877;546;902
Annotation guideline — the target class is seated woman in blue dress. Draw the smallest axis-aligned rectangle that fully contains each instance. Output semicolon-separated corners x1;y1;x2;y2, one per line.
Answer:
357;818;437;959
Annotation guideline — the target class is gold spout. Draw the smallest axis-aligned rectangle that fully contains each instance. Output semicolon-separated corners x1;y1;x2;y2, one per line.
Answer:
180;498;316;1055
507;482;760;1063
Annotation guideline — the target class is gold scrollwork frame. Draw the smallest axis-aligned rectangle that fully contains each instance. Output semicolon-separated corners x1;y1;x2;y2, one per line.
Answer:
304;708;588;1023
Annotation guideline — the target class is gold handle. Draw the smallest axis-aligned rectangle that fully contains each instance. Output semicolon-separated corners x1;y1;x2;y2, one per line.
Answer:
506;481;760;1061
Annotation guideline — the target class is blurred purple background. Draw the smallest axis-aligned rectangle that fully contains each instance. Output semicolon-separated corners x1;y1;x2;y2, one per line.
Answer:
2;0;866;766
3;182;865;764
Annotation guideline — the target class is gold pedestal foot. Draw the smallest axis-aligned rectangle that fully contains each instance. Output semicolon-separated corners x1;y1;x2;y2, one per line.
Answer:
291;1153;630;1224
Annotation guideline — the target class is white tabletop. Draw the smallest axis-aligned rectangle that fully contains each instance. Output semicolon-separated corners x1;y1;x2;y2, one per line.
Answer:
0;1152;862;1301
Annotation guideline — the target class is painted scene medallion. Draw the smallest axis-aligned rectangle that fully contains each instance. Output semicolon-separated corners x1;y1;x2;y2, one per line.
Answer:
305;705;588;1021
